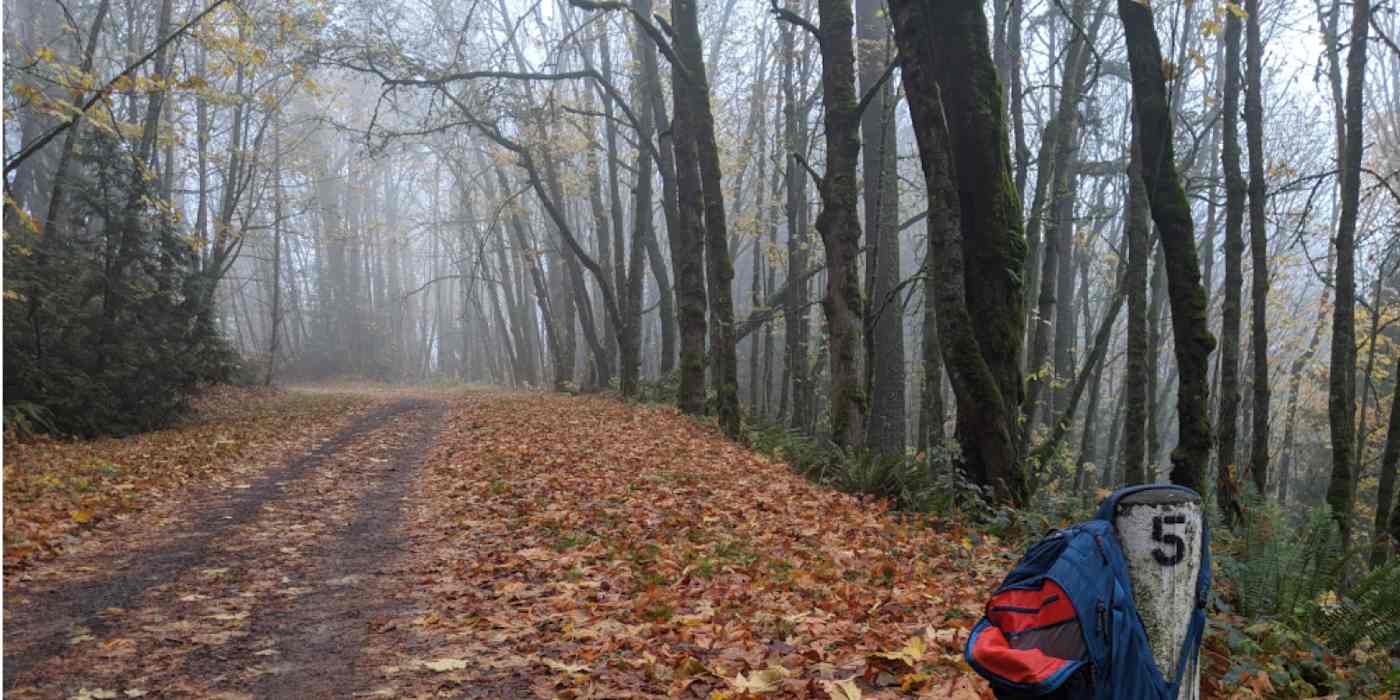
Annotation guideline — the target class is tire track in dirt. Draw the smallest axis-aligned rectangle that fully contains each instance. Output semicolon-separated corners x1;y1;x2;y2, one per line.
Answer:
232;398;446;698
3;397;444;696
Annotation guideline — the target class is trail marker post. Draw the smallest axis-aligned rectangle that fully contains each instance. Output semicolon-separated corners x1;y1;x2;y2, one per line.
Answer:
1113;486;1204;700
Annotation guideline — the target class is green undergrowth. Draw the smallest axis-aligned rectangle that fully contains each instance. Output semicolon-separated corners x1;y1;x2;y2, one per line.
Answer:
744;418;992;517
1206;493;1400;697
741;416;1399;696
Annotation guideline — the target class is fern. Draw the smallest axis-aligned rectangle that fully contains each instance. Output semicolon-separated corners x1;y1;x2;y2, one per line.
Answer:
1306;558;1400;653
1225;499;1340;619
3;401;58;439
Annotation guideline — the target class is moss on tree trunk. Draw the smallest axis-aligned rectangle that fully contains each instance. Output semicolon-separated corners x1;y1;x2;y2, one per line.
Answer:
813;0;867;449
1117;0;1217;493
891;0;1028;505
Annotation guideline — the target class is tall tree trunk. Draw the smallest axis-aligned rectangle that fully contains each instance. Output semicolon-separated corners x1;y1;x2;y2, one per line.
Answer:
810;0;867;449
1021;123;1058;371
1370;355;1400;566
1118;0;1218;493
920;257;946;453
1077;334;1107;493
669;3;709;416
265;115;283;387
618;22;652;399
1022;0;1096;440
1146;242;1167;479
585;130;619;377
1354;273;1385;511
779;3;814;430
1122;122;1152;485
1218;7;1247;526
1009;0;1029;199
1328;0;1369;548
1278;278;1329;505
762;119;782;415
750;85;771;414
892;0;1029;504
541;151;615;388
631;0;677;376
1050;165;1080;419
496;167;566;390
677;0;740;437
1244;0;1271;496
599;25;628;377
1103;375;1129;488
858;0;905;453
495;216;534;384
1029;266;1125;474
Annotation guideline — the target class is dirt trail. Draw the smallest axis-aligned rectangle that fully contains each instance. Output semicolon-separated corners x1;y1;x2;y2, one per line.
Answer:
4;394;449;698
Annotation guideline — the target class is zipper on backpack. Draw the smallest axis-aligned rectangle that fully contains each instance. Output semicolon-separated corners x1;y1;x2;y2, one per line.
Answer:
1097;600;1110;686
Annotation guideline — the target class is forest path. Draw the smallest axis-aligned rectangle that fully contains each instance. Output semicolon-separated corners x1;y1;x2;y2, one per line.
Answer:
5;389;1003;699
4;387;461;699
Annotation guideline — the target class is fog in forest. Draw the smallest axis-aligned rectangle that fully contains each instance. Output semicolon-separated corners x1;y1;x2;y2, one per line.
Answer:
5;0;1400;545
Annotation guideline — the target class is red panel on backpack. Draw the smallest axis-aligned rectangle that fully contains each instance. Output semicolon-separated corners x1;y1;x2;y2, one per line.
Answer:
970;624;1074;684
986;579;1076;633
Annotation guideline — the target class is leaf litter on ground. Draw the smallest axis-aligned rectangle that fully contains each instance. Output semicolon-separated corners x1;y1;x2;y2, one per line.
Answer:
381;393;1007;698
3;386;373;576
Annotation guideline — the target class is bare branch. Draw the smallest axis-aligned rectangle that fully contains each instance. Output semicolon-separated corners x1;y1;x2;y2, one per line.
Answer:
4;0;231;175
768;0;822;48
854;59;901;122
567;0;691;83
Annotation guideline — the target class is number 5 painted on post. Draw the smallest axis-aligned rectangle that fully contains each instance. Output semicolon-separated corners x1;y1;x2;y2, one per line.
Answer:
1151;514;1186;566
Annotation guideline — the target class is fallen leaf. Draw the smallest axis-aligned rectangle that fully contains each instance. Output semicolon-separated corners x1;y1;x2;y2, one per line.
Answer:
730;665;790;694
69;689;118;700
420;658;468;672
543;658;590;674
821;678;863;700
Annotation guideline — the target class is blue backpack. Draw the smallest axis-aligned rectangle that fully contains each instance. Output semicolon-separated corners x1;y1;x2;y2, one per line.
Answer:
965;485;1211;699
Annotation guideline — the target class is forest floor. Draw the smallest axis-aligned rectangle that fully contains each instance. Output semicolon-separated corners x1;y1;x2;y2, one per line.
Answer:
6;384;1261;699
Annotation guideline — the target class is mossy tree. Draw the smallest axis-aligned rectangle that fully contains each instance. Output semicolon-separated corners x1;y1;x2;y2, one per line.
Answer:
1218;5;1246;527
1116;0;1218;493
1121;127;1151;485
890;0;1029;504
672;0;741;438
1244;0;1271;496
1327;0;1370;548
857;0;905;454
776;0;868;449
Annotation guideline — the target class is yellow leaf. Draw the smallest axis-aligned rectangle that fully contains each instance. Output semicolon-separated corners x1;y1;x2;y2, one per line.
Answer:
1224;2;1248;17
70;689;118;700
420;658;467;672
821;678;863;700
899;673;933;692
730;665;790;694
70;509;93;524
543;658;590;674
872;635;927;669
926;626;962;651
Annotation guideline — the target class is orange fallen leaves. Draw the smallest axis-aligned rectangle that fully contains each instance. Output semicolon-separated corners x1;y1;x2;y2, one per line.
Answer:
385;393;1005;698
3;386;371;575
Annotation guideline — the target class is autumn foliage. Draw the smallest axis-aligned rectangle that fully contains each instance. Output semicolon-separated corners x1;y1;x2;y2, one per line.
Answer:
376;393;1009;698
3;387;370;572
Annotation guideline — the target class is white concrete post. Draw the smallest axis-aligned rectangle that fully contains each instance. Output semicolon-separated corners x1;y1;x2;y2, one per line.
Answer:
1113;487;1203;700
